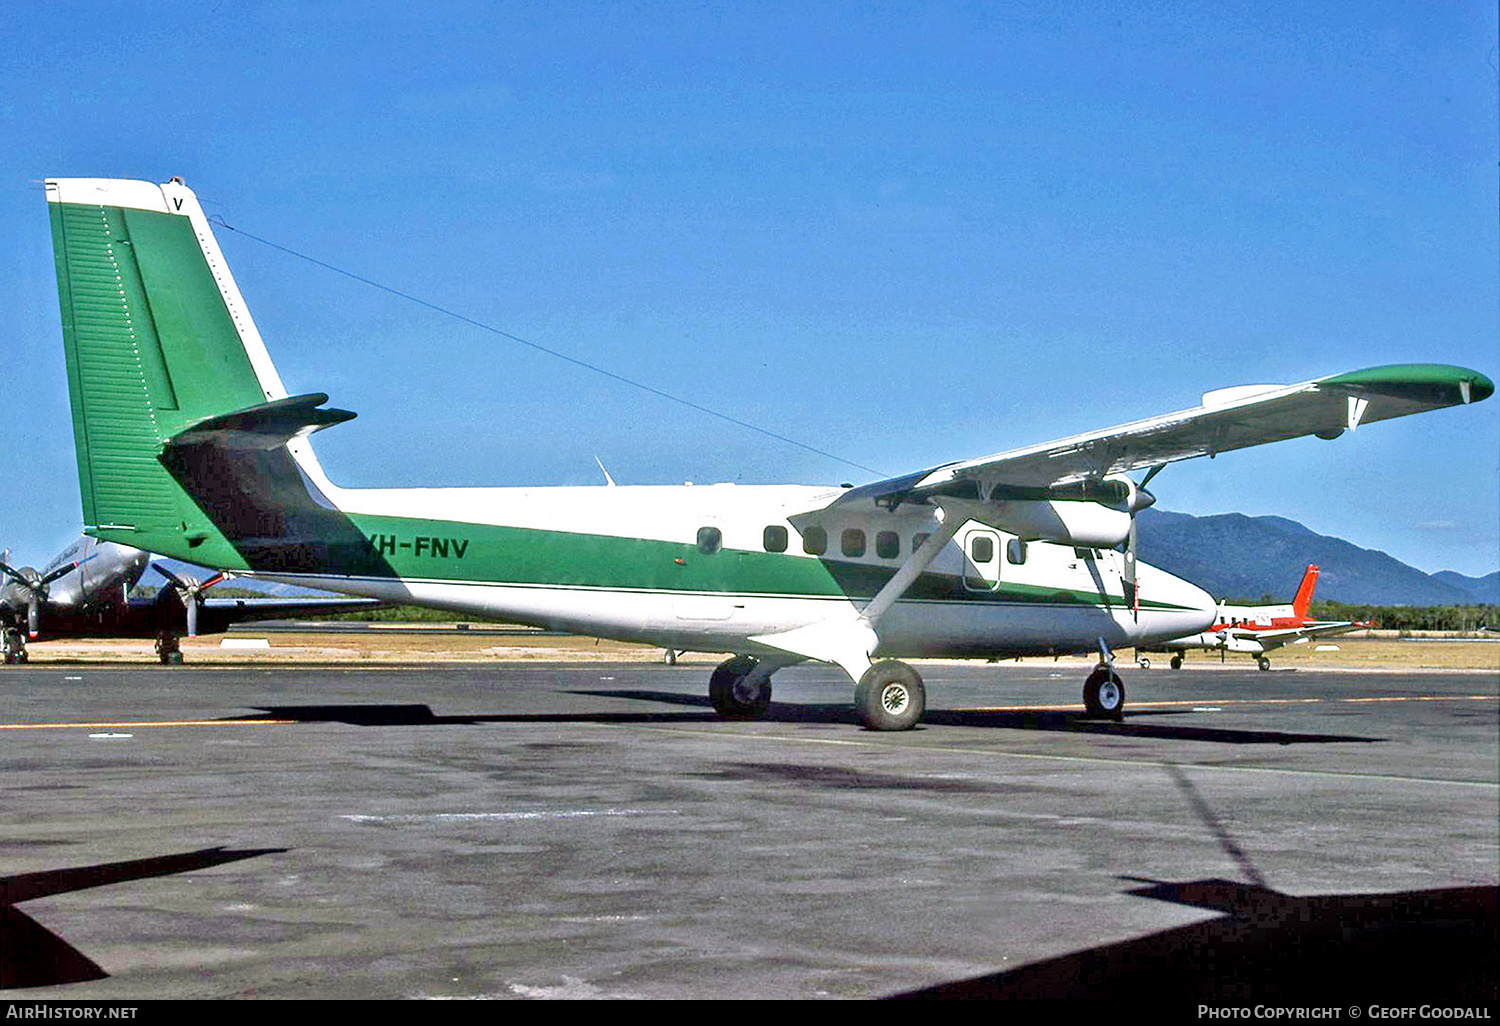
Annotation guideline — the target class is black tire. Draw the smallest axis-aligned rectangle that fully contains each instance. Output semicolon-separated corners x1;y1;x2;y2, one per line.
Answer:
709;655;770;718
1169;655;1182;670
1257;656;1271;672
161;650;183;666
854;660;925;731
1083;667;1126;720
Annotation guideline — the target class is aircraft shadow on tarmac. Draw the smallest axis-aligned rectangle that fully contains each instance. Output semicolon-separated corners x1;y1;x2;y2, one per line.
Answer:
0;846;286;990
892;877;1498;1001
225;697;1382;745
595;691;1382;744
224;702;725;726
895;762;1498;1001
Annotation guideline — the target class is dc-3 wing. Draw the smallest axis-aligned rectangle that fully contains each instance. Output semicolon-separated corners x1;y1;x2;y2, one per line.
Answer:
825;364;1493;512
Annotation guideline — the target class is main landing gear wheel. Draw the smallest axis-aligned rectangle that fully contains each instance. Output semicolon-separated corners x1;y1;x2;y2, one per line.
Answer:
855;660;925;731
1257;656;1271;672
709;655;772;719
1083;666;1125;720
1169;655;1183;670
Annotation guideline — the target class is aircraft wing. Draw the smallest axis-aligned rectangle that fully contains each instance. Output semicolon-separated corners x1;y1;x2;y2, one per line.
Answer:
1221;621;1368;647
828;364;1493;510
195;596;385;628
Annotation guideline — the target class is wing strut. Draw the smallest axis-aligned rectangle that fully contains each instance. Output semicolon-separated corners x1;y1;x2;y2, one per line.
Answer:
750;510;964;681
861;511;964;625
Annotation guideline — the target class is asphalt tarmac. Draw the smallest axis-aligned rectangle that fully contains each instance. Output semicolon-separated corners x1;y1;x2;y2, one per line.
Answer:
1;661;1495;1002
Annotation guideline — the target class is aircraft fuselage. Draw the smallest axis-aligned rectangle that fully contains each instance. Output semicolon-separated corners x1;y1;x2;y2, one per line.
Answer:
217;482;1216;660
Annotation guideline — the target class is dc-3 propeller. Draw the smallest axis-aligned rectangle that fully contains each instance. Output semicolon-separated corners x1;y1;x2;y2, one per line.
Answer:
0;557;89;638
152;563;230;638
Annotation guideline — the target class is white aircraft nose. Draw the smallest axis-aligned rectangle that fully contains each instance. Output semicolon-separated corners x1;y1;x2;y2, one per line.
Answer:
1138;564;1217;639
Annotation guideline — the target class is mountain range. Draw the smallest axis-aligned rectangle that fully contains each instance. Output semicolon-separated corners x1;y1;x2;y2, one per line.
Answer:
1137;509;1499;606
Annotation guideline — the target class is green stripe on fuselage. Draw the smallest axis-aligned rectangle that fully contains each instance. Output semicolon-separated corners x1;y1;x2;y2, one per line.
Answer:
94;515;1194;610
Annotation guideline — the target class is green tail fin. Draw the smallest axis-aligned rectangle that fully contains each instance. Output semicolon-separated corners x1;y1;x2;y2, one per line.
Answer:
47;178;291;566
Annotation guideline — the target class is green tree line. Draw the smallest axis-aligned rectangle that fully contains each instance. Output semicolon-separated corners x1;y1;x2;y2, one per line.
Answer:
1306;601;1499;633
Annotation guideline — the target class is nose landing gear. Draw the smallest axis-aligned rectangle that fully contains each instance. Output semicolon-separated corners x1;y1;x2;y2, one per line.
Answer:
1083;665;1125;720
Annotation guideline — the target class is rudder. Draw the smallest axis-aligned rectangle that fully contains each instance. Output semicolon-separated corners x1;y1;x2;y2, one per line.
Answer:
47;178;291;565
1292;565;1320;619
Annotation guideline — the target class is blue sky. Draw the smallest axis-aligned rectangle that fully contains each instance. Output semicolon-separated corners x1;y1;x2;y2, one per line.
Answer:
3;1;1497;576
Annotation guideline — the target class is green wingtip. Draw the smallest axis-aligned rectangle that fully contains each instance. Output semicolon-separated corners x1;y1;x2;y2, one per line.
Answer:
1321;364;1494;405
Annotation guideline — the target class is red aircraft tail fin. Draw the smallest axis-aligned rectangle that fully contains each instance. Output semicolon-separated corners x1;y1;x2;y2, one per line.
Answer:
1292;565;1320;619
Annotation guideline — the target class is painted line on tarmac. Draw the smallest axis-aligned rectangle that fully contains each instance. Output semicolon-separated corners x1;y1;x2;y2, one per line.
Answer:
341;809;675;823
0;719;295;730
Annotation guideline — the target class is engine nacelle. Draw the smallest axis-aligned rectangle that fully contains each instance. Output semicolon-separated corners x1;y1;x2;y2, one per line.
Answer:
940;494;1133;548
940;473;1148;548
992;500;1133;548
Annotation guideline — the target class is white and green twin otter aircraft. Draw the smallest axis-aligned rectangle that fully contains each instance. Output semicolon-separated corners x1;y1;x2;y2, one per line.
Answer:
43;177;1493;729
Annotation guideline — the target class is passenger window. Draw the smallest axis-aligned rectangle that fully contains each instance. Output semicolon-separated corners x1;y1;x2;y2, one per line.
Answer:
970;536;994;564
1007;538;1028;565
763;525;788;553
802;526;827;555
841;529;866;558
876;531;899;559
696;527;722;555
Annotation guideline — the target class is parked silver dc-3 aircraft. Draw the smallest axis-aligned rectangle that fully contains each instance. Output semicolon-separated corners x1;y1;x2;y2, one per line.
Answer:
41;177;1494;725
0;535;381;664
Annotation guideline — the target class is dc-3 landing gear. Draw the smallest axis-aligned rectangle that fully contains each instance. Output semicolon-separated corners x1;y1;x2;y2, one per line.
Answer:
154;631;184;666
2;627;28;664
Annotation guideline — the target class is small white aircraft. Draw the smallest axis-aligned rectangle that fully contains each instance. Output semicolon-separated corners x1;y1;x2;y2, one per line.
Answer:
40;177;1494;728
1138;565;1375;671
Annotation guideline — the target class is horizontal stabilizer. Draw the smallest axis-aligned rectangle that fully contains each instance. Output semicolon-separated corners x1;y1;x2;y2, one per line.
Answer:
166;394;356;452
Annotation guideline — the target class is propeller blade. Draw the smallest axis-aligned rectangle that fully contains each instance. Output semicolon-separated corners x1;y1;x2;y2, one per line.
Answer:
0;561;29;588
152;562;188;591
1124;515;1139;618
27;599;39;639
40;561;80;587
185;597;199;638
